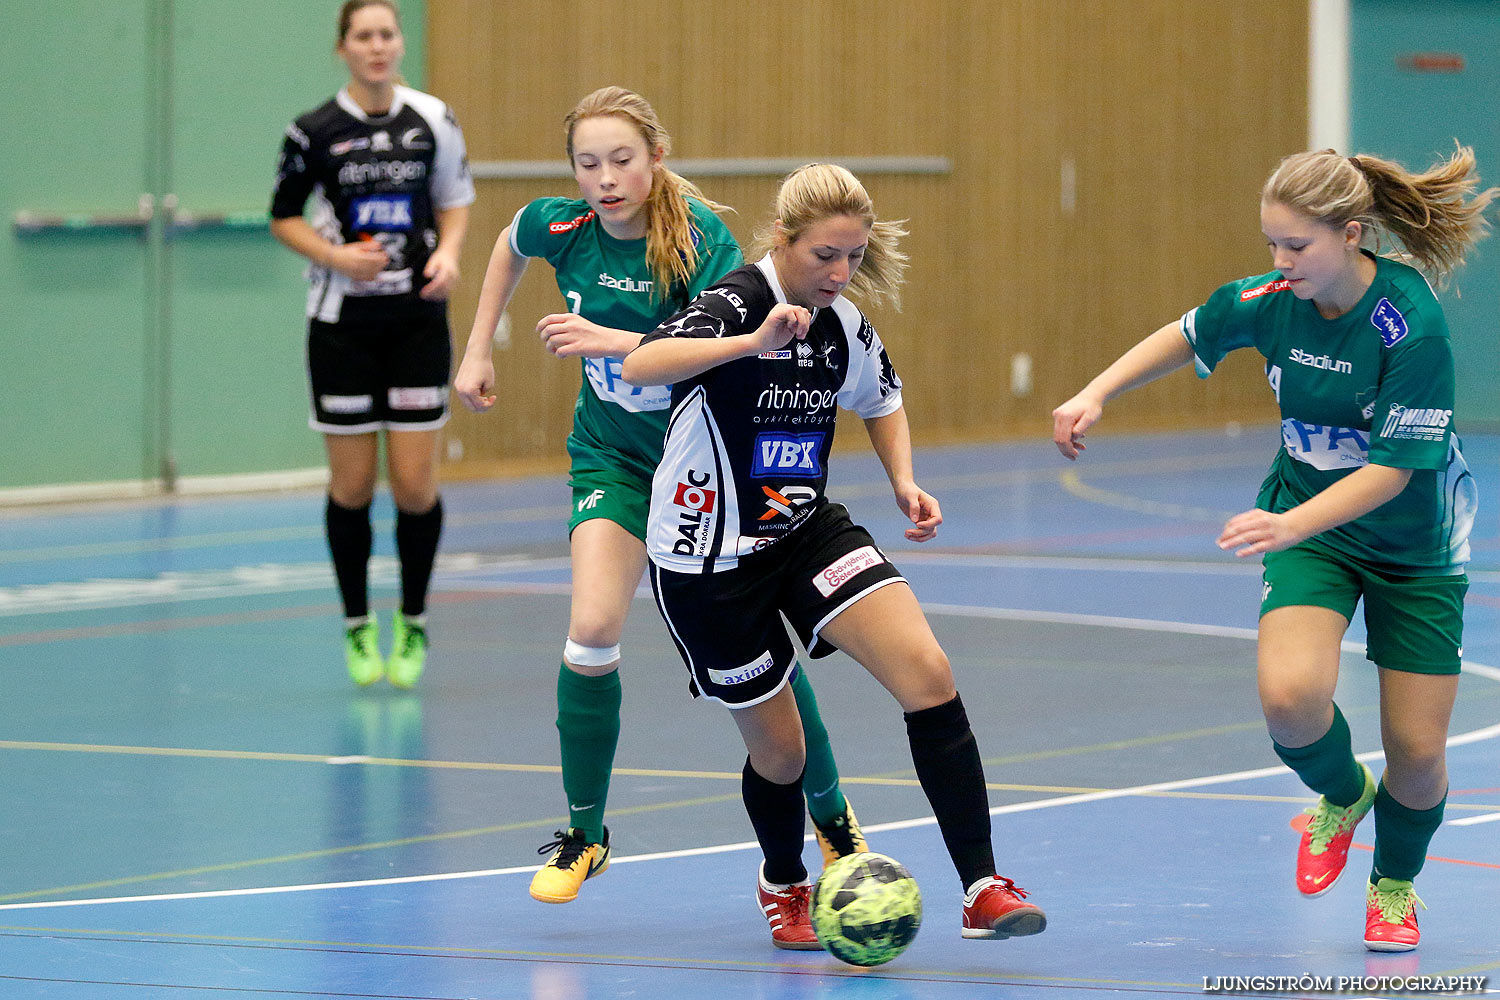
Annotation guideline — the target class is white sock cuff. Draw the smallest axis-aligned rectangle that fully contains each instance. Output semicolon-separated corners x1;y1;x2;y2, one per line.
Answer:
564;639;621;667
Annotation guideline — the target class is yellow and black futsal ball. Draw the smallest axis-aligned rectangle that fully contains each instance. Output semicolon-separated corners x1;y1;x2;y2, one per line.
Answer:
810;851;922;966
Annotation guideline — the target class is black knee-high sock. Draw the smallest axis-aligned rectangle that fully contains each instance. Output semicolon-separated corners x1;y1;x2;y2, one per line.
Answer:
395;497;443;617
325;497;372;619
742;758;807;886
905;694;996;889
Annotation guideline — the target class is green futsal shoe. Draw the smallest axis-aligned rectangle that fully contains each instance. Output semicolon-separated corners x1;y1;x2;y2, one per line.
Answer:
345;615;384;687
387;611;427;689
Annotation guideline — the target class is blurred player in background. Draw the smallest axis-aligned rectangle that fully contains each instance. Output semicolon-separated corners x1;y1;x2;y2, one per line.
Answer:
271;0;473;690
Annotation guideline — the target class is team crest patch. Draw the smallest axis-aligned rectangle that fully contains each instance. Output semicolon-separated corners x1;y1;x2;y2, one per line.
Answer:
812;545;885;597
1370;298;1408;347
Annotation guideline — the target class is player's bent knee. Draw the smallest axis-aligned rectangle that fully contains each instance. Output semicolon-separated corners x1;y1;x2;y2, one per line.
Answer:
751;745;807;785
1382;733;1446;776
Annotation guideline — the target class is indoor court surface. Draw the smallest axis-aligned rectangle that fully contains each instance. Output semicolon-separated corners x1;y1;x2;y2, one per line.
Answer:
1;427;1497;999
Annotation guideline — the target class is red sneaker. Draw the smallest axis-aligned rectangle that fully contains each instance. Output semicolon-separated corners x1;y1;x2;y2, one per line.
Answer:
1364;878;1424;952
962;875;1047;939
757;864;821;950
1296;763;1376;897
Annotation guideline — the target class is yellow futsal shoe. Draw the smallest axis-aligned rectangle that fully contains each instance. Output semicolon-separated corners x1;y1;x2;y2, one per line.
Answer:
530;827;610;903
345;616;384;687
386;612;427;689
812;801;868;869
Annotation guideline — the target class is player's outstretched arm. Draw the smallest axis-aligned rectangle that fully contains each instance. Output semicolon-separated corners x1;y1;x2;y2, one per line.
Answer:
536;314;646;360
623;303;811;386
455;224;530;412
864;407;941;542
1218;463;1412;557
1052;322;1194;459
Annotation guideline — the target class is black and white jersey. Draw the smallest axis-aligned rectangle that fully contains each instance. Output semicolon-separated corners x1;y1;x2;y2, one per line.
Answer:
271;86;475;322
641;256;904;573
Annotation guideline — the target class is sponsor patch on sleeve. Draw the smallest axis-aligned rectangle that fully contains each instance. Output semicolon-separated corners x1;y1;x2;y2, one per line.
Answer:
672;481;717;512
1239;278;1291;301
812;545;886;598
1370;298;1408;347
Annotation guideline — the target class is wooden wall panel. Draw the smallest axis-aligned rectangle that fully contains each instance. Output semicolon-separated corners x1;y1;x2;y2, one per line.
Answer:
430;1;1304;473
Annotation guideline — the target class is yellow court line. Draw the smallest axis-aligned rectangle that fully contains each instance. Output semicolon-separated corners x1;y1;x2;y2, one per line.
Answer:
1059;467;1236;522
0;922;1217;989
0;792;742;904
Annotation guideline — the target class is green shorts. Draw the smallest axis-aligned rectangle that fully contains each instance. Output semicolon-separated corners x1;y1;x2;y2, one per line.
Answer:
1260;543;1467;675
566;435;652;542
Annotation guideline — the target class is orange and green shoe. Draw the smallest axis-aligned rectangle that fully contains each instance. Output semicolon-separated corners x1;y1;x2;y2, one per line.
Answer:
1295;763;1376;896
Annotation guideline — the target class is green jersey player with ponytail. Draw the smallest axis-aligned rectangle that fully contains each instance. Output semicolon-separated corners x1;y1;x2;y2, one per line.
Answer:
455;88;867;905
1053;144;1496;953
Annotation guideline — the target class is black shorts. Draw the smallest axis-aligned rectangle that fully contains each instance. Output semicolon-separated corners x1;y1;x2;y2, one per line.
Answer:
306;298;451;434
649;502;906;708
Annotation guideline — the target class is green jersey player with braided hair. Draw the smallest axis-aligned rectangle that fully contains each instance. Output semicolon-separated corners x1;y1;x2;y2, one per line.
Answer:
1053;143;1496;953
454;88;867;906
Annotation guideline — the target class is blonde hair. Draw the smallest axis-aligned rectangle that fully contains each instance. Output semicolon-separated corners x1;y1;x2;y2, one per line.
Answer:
749;163;908;310
564;87;730;304
1262;144;1499;288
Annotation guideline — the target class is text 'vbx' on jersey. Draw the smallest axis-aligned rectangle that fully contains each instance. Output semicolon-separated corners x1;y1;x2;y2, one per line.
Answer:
642;256;904;573
271;86;475;322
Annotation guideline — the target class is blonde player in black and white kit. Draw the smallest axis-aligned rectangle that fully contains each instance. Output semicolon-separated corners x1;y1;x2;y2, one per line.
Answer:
271;0;473;688
622;164;1046;950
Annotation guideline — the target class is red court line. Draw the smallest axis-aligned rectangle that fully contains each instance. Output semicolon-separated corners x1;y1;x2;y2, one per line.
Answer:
1290;814;1499;871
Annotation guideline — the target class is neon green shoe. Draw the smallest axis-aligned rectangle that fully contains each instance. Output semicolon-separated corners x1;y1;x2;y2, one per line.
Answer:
345;616;384;687
387;611;427;689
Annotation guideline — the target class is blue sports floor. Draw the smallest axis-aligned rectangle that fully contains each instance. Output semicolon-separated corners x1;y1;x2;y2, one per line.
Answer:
1;428;1497;999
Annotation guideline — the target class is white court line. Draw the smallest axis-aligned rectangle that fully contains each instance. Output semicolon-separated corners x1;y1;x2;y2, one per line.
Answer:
2;611;1495;913
6;718;1498;914
1447;812;1500;827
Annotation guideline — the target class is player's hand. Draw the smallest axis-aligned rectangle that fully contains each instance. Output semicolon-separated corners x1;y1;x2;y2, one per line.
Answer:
894;482;943;543
453;354;497;412
1051;392;1104;460
328;240;389;282
420;250;460;301
1217;508;1302;558
537;314;627;359
749;303;812;353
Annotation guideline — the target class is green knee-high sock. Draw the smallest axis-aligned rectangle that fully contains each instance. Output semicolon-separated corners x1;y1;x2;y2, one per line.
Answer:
1272;703;1365;807
790;667;848;826
555;664;621;843
1372;781;1445;882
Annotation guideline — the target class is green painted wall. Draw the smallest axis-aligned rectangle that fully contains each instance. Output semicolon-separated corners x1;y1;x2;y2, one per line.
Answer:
1;1;426;491
1351;0;1500;428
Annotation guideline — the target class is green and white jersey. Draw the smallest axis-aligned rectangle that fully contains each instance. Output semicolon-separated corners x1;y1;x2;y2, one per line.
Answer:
1181;253;1475;574
510;196;742;478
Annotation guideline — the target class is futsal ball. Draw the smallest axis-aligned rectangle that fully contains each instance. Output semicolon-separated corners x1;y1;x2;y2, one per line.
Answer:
810;852;922;967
